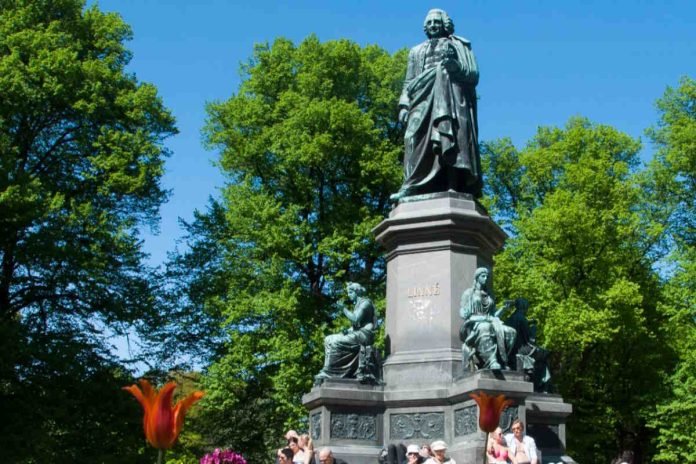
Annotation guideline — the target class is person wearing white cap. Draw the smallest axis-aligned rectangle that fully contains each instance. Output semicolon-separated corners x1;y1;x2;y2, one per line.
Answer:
425;440;455;464
406;444;424;464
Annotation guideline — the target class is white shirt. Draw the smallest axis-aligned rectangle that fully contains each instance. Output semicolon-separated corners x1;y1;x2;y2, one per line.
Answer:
424;457;456;464
504;433;538;463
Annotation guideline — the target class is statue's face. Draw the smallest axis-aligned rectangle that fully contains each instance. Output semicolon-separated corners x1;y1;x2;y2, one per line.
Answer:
477;271;489;285
347;287;357;300
424;13;446;38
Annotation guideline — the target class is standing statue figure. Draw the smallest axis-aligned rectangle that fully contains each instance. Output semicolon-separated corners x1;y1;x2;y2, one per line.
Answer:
459;267;517;370
315;282;381;385
391;8;482;201
504;298;553;392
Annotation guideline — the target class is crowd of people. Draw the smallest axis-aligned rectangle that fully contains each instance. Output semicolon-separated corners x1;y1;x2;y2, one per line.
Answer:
277;430;317;464
276;420;539;464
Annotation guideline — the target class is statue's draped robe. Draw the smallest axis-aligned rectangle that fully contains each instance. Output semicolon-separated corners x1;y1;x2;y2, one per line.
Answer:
460;287;516;369
317;297;376;379
505;309;552;390
398;35;482;197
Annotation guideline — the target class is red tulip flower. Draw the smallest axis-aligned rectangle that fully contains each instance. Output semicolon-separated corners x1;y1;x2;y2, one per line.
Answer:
123;379;204;450
469;391;512;432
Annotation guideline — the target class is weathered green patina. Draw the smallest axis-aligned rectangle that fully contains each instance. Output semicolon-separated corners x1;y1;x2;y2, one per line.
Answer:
315;282;381;384
504;298;553;392
460;267;517;370
392;9;482;201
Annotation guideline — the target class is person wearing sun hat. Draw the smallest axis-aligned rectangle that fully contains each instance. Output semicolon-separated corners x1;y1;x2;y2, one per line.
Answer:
405;444;424;464
424;440;455;464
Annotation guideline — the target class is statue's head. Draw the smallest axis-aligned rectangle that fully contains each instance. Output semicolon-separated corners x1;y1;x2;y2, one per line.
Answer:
515;298;529;313
346;282;366;299
473;267;490;286
423;9;454;38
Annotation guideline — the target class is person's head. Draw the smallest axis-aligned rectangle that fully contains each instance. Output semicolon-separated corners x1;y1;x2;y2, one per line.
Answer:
423;9;454;39
346;282;366;301
474;267;490;287
430;440;448;461
618;450;634;464
419;444;432;458
318;447;334;464
511;419;525;440
406;444;420;462
492;427;505;444
278;447;294;464
285;429;299;440
287;436;301;454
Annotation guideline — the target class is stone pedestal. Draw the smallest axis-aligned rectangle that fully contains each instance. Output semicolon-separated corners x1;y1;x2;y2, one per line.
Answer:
372;193;506;388
303;371;574;464
302;193;576;463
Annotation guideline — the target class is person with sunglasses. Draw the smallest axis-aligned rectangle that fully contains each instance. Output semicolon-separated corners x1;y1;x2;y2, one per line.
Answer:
406;444;425;464
504;420;538;464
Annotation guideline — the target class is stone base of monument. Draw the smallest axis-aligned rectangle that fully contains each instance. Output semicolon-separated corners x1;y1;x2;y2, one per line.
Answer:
302;370;574;464
303;193;576;463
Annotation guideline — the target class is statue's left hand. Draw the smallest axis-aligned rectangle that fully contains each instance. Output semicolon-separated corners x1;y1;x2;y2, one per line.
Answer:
443;58;459;73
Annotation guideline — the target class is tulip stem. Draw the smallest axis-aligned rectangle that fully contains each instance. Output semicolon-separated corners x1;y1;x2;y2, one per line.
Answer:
157;449;165;464
483;431;488;464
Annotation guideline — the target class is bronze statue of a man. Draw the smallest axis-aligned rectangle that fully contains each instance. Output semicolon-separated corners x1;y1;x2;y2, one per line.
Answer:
392;9;482;201
315;282;381;384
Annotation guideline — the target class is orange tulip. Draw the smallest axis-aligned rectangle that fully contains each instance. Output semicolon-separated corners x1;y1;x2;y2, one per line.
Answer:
123;379;204;449
469;391;513;433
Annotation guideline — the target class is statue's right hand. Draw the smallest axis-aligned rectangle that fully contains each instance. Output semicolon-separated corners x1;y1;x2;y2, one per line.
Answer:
398;108;409;125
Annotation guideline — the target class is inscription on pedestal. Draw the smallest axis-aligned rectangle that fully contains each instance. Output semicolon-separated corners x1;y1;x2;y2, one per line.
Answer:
407;283;442;324
311;412;322;440
454;406;477;436
330;413;377;440
406;283;441;298
390;412;444;440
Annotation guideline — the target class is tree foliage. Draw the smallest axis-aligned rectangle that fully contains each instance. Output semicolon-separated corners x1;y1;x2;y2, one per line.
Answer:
644;77;696;463
169;36;406;461
0;1;176;461
483;117;671;462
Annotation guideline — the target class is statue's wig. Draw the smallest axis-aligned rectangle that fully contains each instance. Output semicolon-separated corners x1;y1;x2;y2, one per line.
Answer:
515;298;529;312
473;267;489;282
423;9;455;36
346;282;366;296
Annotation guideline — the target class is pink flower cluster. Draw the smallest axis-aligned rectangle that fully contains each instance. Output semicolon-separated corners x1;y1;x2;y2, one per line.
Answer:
199;448;247;464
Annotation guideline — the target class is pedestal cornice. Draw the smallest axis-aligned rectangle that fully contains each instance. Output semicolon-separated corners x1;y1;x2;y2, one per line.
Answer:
373;193;508;260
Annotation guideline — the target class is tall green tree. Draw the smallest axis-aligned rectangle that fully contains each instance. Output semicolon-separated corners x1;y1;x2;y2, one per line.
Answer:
0;0;176;461
644;77;696;463
482;117;670;462
170;36;406;461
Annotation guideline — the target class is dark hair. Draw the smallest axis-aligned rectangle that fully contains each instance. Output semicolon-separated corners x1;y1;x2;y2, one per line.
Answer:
280;448;294;460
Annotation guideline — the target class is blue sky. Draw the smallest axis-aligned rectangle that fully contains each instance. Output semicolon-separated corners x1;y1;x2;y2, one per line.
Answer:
94;0;695;267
